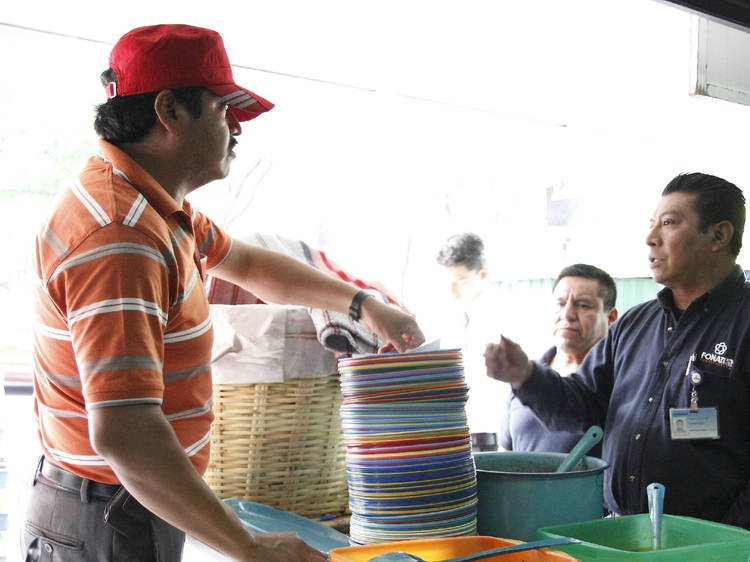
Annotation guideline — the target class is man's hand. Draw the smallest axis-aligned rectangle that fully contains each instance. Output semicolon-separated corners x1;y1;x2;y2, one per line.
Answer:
359;297;425;353
243;531;326;562
91;405;330;561
484;335;533;387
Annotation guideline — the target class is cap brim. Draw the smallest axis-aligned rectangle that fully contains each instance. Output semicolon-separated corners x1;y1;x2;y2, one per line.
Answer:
208;84;274;122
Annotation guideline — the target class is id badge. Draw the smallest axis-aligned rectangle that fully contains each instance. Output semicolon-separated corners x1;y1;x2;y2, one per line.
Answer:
669;407;719;440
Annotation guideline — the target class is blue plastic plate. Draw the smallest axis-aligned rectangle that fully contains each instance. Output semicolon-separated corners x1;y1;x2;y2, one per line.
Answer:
224;499;349;554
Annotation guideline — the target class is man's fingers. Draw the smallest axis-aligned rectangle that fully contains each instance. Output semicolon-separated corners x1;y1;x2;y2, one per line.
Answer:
484;342;505;360
484;336;531;385
499;334;520;350
402;330;424;349
378;342;397;354
499;335;525;360
377;330;421;354
484;343;506;373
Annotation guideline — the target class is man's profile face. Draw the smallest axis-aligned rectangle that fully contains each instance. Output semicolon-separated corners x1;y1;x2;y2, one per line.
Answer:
646;192;716;289
181;91;242;187
552;276;612;355
442;264;487;305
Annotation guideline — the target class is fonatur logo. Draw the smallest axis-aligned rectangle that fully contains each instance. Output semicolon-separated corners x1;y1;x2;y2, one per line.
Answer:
701;342;733;369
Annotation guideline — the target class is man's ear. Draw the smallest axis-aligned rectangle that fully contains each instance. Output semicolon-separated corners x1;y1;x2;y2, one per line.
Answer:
607;307;618;326
710;220;735;253
153;90;182;133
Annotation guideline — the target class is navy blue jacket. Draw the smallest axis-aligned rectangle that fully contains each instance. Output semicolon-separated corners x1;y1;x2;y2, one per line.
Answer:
515;266;750;528
499;347;602;457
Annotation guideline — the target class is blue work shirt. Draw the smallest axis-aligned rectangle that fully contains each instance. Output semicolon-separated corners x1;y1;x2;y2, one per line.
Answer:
515;266;750;528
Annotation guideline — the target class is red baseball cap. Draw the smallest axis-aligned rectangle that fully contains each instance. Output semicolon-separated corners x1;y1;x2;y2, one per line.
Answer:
106;24;274;122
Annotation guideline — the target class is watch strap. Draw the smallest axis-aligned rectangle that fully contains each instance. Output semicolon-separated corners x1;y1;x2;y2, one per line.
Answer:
348;290;372;323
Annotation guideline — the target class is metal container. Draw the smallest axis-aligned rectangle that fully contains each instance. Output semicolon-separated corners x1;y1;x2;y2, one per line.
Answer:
474;451;608;541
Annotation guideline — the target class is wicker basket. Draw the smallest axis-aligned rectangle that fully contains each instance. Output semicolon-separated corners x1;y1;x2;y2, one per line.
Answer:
205;372;349;519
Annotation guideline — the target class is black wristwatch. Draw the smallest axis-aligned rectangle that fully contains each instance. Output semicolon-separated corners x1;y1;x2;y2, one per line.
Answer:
348;290;373;323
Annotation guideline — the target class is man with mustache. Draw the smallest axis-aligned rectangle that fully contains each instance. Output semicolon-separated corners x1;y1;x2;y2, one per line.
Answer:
25;24;424;561
499;264;617;453
486;173;750;529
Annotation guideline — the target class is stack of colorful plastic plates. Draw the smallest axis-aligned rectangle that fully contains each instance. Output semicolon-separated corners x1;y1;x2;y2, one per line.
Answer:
338;349;477;545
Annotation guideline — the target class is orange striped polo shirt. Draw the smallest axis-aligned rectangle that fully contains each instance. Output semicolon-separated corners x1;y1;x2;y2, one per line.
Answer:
32;140;233;484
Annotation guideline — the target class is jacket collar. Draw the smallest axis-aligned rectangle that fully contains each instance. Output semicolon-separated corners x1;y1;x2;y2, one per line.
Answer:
657;265;745;314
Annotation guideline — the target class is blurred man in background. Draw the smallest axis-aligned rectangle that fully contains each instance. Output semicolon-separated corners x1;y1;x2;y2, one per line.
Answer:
437;232;508;451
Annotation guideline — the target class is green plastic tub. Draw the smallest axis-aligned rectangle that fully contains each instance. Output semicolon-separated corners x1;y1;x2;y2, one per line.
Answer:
474;451;608;541
538;513;750;560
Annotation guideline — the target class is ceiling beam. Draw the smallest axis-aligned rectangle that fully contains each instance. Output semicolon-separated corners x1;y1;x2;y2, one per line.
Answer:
656;0;750;32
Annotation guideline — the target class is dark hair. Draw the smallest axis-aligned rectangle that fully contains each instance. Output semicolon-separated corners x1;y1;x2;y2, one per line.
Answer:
94;69;206;144
662;172;746;257
553;264;617;311
436;232;485;271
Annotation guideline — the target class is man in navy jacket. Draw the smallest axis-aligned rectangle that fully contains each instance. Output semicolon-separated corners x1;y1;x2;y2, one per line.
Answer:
486;172;750;528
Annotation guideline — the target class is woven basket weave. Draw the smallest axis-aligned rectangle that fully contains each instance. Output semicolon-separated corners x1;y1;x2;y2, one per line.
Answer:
205;372;349;519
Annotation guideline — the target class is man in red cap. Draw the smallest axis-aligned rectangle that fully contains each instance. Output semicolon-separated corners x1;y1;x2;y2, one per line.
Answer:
24;24;424;561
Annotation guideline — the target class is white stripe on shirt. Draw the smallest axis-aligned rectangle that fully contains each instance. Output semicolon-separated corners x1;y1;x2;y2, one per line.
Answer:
123;193;148;227
163;315;212;344
68;298;168;326
34;323;72;341
72;177;111;227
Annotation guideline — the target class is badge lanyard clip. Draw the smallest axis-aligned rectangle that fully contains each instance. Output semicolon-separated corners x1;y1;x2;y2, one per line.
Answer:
684;353;701;412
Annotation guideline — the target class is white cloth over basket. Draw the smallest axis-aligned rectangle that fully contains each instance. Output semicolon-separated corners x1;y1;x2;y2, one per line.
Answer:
210;304;337;384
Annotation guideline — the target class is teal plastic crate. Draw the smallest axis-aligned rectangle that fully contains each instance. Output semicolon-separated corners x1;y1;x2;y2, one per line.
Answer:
538;514;750;560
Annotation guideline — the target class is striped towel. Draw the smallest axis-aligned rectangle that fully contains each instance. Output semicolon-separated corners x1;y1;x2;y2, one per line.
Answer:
206;233;403;355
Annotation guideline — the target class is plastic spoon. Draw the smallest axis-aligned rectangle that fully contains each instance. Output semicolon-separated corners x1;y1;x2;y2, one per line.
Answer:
555;425;604;473
647;482;665;550
366;537;581;562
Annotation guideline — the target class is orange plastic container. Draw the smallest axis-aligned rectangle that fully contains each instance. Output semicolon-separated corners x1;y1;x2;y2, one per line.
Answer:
328;536;578;561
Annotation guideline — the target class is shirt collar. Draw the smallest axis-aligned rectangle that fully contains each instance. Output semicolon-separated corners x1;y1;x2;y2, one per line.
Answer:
540;346;557;365
657;265;745;314
98;139;187;219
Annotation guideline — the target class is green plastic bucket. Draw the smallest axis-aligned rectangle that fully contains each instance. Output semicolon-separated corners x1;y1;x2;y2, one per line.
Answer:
474;451;608;541
538;513;750;560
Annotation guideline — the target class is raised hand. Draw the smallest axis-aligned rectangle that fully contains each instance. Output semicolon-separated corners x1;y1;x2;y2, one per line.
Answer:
484;335;533;387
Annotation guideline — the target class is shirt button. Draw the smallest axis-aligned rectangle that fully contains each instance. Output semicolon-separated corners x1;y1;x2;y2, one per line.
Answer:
629;474;636;482
44;544;53;553
662;361;669;368
635;433;641;440
648;397;655;403
667;326;673;333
